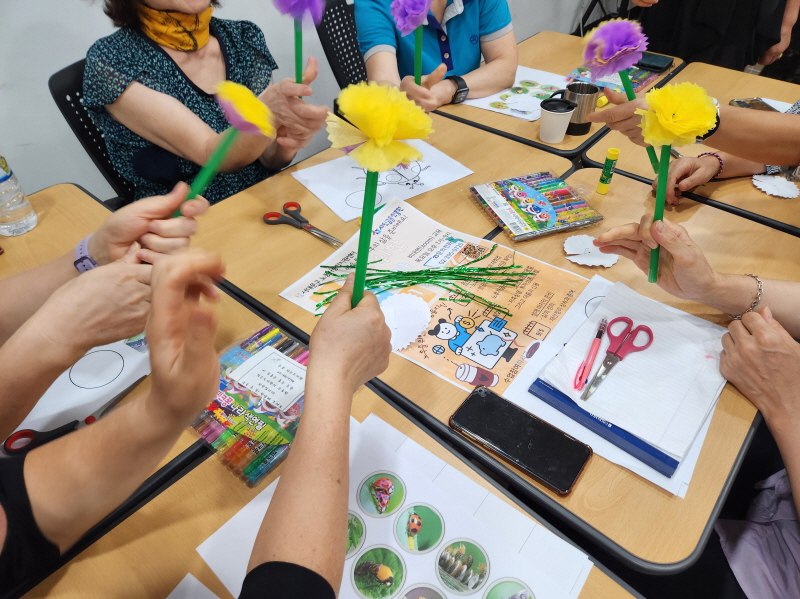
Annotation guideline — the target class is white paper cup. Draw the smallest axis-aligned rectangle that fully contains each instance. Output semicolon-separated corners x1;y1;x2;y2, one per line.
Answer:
539;98;577;144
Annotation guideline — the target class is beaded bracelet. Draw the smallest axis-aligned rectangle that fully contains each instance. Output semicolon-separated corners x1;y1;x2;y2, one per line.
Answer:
728;274;763;320
698;152;724;180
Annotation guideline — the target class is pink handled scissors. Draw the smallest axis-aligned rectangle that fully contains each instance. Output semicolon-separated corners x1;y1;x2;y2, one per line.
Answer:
580;316;654;401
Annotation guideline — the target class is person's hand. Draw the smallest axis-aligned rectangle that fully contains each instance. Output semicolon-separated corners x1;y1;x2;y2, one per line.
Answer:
259;57;328;151
720;308;800;435
28;244;153;357
399;64;452;112
145;250;225;425
307;275;392;397
89;182;210;266
653;155;720;204
594;214;717;301
758;31;791;65
631;0;658;6
586;88;649;146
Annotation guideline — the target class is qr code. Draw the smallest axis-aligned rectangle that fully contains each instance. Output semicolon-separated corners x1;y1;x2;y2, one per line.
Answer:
457;243;488;261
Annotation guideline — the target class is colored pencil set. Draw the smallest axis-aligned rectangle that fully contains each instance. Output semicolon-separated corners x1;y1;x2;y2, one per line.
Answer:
469;171;603;242
192;323;309;487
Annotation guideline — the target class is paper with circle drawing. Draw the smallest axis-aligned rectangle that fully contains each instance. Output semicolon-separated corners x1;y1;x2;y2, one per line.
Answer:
563;234;618;267
752;174;800;199
228;345;306;413
195;416;591;599
540;282;726;461
462;66;569;122
290;139;473;222
280;201;589;396
13;340;150;436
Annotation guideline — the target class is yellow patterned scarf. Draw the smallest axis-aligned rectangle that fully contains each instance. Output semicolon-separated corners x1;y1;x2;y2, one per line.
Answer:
139;4;213;52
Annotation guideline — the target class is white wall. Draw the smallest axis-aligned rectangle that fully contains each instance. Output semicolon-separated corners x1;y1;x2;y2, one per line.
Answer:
0;0;593;200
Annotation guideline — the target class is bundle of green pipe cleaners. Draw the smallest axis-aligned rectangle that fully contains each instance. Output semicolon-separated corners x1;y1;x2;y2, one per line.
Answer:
313;245;536;317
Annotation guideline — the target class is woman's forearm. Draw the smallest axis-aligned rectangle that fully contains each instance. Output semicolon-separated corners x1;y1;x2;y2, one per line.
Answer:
716;153;767;179
707;106;800;166
462;57;517;99
246;376;353;590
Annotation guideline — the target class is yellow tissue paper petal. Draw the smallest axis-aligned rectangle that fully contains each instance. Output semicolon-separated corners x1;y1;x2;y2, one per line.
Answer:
325;112;368;149
215;81;275;137
638;82;716;147
350;139;422;172
393;99;435;140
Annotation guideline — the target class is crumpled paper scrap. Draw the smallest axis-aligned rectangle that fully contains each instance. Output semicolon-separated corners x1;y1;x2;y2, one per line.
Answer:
752;174;799;199
564;234;619;267
380;294;431;351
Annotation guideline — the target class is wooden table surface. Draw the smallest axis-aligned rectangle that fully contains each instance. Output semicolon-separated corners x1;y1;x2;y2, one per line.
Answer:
584;62;800;198
193;146;796;566
11;186;632;598
436;31;683;156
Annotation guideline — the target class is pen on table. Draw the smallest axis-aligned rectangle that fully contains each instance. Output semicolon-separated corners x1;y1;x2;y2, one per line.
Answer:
574;318;608;392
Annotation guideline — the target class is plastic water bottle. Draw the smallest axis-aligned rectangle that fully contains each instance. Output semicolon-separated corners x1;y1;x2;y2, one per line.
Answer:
0;153;37;236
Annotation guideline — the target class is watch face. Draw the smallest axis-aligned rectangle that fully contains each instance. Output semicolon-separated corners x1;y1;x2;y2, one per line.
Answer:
455;90;469;104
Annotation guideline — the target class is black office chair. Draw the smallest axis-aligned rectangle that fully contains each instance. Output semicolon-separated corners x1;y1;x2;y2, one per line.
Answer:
315;0;368;89
49;59;135;209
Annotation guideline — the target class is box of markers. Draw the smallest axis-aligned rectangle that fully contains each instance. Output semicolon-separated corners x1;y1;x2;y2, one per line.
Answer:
469;171;603;242
193;323;308;487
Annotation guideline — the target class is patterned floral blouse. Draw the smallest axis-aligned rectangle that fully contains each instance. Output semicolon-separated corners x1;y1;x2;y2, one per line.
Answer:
83;18;278;204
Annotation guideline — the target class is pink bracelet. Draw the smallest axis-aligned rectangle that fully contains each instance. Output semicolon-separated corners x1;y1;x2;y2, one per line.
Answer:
698;152;724;179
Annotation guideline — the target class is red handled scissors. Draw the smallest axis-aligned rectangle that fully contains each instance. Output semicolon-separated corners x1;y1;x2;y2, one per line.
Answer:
263;202;342;247
580;316;654;401
2;376;146;456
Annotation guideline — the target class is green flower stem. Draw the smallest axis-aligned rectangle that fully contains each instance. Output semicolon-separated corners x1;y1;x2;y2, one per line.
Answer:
173;127;239;217
414;26;423;86
294;18;303;85
352;171;380;307
648;144;672;283
618;69;659;174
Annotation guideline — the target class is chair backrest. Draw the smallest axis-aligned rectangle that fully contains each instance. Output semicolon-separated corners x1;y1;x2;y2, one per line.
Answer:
48;59;135;207
316;0;368;89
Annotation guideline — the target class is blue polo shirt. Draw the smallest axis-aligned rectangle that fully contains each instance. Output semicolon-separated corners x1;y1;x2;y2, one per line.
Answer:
355;0;513;79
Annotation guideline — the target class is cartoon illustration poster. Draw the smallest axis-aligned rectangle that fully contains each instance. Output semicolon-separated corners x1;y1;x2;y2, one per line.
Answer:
281;201;588;395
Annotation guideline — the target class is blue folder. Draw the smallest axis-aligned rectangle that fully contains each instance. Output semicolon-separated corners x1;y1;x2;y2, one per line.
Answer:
528;378;679;478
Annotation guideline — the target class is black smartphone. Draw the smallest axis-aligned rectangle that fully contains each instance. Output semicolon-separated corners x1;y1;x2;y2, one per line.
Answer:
450;387;592;495
635;52;674;73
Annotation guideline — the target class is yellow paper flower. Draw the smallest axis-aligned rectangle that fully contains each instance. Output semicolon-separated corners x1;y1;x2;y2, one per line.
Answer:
216;81;275;137
327;82;433;172
635;82;717;147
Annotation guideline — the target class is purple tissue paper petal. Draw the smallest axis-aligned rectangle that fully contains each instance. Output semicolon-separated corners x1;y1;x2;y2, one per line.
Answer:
391;0;432;36
217;97;264;135
272;0;325;24
583;19;648;80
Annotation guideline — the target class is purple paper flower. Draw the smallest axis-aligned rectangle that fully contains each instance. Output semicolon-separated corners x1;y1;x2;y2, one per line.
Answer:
391;0;432;36
583;19;648;80
272;0;325;24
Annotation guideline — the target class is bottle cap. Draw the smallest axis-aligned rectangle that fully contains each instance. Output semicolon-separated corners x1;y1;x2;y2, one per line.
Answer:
596;95;609;108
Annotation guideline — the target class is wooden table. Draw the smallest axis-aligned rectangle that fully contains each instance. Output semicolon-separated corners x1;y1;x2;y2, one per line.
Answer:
584;62;800;188
195;151;798;571
436;31;683;158
11;186;633;597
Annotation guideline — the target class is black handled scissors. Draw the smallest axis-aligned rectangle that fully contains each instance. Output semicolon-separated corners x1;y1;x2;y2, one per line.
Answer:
2;376;146;456
263;202;343;247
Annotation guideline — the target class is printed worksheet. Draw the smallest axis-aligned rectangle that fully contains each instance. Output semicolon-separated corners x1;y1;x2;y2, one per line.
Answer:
281;202;588;395
462;67;569;122
292;140;473;222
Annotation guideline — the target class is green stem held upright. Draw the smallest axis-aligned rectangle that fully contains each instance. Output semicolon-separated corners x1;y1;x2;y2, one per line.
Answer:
618;69;659;174
294;18;303;85
414;25;423;86
173;127;239;217
648;144;672;283
352;171;380;307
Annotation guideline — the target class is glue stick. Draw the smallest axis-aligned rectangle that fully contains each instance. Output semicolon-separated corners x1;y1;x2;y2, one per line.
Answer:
597;148;620;194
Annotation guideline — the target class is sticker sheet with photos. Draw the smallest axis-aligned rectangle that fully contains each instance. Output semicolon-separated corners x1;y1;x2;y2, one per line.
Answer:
196;416;593;599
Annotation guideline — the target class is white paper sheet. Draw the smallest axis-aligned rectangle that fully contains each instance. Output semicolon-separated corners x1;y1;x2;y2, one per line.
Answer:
13;340;150;435
197;416;591;599
541;282;727;460
462;66;569;122
564;234;619;268
229;345;306;412
502;276;720;496
166;574;219;599
761;98;794;113
380;294;431;351
291;140;473;222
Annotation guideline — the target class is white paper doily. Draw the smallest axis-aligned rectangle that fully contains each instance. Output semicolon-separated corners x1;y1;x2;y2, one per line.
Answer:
752;174;800;199
563;234;619;267
380;294;431;351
